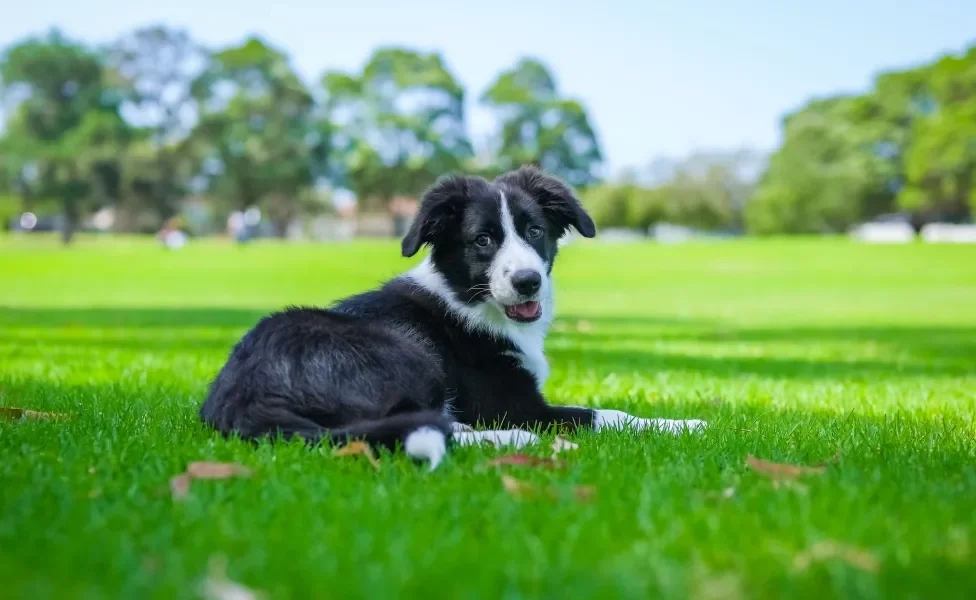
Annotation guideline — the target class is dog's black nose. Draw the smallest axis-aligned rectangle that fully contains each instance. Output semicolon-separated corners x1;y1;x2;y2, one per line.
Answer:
511;269;542;296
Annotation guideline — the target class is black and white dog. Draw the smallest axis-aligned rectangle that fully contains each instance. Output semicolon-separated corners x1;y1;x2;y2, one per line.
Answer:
200;166;705;469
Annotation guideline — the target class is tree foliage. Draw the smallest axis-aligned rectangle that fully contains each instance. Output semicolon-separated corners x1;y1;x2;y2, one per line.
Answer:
0;30;129;242
750;44;976;233
584;150;761;233
322;47;472;213
1;26;972;241
482;58;603;188
191;37;330;235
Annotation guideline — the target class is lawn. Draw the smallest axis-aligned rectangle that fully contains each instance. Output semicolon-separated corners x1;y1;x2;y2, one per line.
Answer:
1;235;975;599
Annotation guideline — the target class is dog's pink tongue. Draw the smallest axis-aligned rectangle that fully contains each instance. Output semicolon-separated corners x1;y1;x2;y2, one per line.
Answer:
512;301;540;319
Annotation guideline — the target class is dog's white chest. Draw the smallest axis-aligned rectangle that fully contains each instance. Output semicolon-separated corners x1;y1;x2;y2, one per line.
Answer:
514;348;549;388
503;328;549;389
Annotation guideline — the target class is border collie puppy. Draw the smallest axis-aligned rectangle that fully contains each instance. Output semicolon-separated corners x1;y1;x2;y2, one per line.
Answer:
200;166;705;469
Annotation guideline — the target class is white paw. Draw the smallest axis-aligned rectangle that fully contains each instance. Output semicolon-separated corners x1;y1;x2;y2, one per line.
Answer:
451;422;475;433
453;428;541;449
593;410;706;435
404;427;447;471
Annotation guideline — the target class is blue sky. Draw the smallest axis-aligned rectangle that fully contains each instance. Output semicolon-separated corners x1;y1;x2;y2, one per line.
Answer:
2;0;974;176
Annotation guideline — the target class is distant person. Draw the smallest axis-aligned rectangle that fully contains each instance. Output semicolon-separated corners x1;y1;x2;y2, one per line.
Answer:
158;217;189;250
227;211;246;243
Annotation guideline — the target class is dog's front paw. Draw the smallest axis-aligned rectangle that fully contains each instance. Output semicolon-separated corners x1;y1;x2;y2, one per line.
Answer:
453;428;541;449
594;410;706;435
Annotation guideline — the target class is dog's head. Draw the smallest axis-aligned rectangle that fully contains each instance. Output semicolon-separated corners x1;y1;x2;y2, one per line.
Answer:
402;166;595;324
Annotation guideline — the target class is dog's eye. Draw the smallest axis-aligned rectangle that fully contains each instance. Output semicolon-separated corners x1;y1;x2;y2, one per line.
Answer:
475;234;492;247
527;225;543;239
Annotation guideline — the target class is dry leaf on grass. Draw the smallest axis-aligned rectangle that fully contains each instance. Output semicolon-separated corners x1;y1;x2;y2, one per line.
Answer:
551;435;579;456
0;407;67;420
573;485;597;502
501;474;537;497
483;455;566;469
170;473;192;500
187;462;252;479
170;462;251;501
332;441;381;470
745;455;827;479
500;474;596;502
201;557;263;600
793;541;880;573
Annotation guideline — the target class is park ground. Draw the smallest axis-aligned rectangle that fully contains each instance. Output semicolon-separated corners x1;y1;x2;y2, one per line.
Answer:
1;235;975;599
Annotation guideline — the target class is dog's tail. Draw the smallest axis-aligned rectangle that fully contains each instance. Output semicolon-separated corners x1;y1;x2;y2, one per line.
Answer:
327;411;453;470
260;409;454;471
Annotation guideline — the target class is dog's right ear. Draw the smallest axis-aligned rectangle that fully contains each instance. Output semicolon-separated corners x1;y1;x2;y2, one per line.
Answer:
401;174;472;257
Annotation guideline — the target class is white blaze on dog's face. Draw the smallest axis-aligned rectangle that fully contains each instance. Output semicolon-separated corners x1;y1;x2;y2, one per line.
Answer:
401;166;596;326
485;191;550;322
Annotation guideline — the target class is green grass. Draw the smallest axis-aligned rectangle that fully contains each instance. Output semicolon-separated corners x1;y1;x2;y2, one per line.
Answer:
1;235;975;599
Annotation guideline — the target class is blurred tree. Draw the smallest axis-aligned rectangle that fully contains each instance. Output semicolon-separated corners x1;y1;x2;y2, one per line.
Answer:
747;97;895;234
664;149;762;231
108;26;209;227
322;47;472;220
191;37;330;236
585;149;761;232
582;184;633;229
0;30;131;242
894;48;976;224
751;44;976;233
481;58;603;188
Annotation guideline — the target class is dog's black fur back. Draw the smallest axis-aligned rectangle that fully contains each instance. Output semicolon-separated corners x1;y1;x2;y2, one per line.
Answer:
200;293;455;448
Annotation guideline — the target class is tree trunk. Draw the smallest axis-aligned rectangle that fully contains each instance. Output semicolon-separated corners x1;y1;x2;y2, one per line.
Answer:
273;217;290;239
61;202;79;245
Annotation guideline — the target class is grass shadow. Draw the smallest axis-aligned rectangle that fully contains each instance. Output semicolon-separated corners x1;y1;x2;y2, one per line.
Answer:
1;307;974;381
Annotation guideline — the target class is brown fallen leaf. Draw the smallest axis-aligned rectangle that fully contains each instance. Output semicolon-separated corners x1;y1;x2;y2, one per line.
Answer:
500;474;595;502
551;435;579;456
573;485;597;502
186;462;253;479
170;473;191;500
332;441;381;471
501;474;536;498
483;455;566;469
793;540;880;573
170;462;251;501
0;407;67;420
745;455;827;479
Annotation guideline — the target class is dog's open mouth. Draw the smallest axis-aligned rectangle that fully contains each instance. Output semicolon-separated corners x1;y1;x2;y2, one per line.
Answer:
504;301;542;323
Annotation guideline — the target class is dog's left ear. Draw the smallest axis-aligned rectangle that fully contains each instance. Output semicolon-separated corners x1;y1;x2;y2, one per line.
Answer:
497;166;596;238
402;174;475;257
